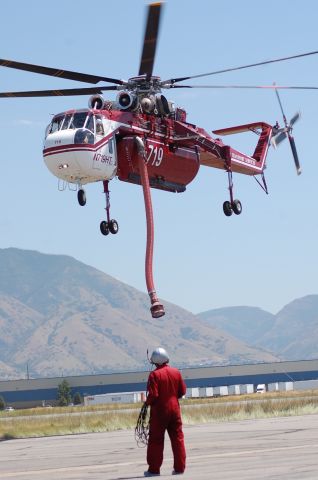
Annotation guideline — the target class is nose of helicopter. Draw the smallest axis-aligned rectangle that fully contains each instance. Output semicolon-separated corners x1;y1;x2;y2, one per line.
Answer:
43;129;94;182
44;129;76;149
44;128;95;149
43;126;117;186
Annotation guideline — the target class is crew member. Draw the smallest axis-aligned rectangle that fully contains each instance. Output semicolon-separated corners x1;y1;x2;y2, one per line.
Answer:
144;347;186;477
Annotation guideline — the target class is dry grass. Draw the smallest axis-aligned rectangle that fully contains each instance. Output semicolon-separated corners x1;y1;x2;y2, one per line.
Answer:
182;395;318;424
1;391;318;440
0;409;138;439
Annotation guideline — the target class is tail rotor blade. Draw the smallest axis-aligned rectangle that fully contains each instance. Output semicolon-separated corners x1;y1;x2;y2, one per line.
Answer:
273;85;301;175
275;85;288;126
271;130;287;148
290;111;301;126
288;134;301;175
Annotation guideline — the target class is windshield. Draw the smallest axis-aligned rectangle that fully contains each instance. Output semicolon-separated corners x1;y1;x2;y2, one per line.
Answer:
48;111;90;135
46;111;107;146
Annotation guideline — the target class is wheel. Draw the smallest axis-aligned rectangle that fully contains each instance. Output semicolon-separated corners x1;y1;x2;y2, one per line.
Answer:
100;221;109;236
223;201;233;217
109;219;119;235
232;199;242;215
77;189;86;206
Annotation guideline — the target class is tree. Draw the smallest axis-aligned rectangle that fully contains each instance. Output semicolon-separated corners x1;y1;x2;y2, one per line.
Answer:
73;392;82;405
57;379;72;406
0;396;5;410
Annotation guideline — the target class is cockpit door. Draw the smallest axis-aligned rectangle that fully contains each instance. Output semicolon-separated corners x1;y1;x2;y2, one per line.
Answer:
92;117;117;176
92;136;117;180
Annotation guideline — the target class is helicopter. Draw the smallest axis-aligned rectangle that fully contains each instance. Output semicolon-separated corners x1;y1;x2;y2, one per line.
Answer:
0;2;317;319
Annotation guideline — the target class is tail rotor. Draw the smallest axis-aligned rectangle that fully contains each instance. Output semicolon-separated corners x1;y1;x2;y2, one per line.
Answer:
271;85;301;175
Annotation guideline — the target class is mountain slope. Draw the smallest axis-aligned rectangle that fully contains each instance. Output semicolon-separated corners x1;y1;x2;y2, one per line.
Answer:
198;296;318;361
198;306;276;345
260;295;318;359
0;248;278;379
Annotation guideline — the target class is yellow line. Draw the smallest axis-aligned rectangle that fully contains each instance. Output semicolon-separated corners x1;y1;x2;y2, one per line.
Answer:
54;70;65;78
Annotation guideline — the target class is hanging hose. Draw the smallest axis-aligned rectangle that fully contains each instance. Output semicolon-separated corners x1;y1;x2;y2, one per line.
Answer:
135;402;149;447
135;136;165;319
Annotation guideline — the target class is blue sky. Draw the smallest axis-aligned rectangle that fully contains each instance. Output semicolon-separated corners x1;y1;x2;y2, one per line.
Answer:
0;0;317;315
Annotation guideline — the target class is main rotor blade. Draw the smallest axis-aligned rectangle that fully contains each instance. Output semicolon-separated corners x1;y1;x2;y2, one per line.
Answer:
0;86;118;98
0;58;125;85
164;84;318;90
138;2;163;78
162;50;318;85
288;134;301;175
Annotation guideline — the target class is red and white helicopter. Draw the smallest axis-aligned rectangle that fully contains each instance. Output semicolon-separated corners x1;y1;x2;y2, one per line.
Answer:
0;2;317;318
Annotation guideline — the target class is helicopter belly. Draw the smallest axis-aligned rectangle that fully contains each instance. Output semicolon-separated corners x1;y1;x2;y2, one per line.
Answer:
43;131;117;184
117;137;199;192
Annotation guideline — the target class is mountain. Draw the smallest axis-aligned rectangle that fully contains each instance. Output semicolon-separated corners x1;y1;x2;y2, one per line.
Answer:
198;306;276;346
198;295;318;361
0;248;278;379
260;296;318;359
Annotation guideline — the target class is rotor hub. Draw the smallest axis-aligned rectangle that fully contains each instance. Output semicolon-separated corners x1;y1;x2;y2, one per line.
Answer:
126;75;162;95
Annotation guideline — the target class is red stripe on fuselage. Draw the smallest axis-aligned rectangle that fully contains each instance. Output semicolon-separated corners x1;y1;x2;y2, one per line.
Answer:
43;130;116;157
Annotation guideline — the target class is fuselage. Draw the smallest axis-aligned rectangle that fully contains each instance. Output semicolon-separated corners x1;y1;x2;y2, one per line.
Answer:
43;106;201;192
43;104;272;193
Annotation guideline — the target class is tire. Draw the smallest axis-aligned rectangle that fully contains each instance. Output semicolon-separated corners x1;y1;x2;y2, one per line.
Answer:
109;219;119;235
77;189;86;206
223;201;233;217
100;221;109;236
232;199;242;215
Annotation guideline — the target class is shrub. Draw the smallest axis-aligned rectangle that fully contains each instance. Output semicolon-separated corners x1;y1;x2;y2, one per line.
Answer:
57;380;72;406
73;392;82;405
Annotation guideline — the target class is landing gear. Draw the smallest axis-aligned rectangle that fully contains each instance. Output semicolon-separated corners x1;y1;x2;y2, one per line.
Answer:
100;219;119;236
223;201;233;217
77;188;86;206
223;199;242;216
232;199;242;215
100;221;109;236
109;219;119;234
100;180;119;236
223;170;242;217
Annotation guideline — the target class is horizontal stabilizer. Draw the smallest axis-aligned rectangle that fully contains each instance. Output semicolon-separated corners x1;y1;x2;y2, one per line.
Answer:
213;122;272;136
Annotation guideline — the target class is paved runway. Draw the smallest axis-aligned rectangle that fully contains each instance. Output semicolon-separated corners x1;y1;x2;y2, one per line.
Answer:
1;414;318;479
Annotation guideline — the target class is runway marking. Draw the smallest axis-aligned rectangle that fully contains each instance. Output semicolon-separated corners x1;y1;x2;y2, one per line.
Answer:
189;441;318;460
0;460;144;478
1;442;318;477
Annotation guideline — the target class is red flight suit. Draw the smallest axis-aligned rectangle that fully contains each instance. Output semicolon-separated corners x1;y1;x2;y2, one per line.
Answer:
146;363;187;474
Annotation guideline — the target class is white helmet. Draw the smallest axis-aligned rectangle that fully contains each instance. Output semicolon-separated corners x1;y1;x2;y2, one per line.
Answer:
150;347;169;365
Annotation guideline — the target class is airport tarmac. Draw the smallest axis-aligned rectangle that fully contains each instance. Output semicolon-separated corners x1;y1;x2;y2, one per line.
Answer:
1;414;318;479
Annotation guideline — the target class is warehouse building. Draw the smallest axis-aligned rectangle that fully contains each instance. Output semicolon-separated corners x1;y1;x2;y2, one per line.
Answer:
1;359;318;408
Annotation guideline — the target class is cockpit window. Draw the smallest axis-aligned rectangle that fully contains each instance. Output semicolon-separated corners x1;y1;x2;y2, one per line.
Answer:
61;114;73;130
85;115;94;132
95;115;104;135
49;115;63;134
71;112;87;129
